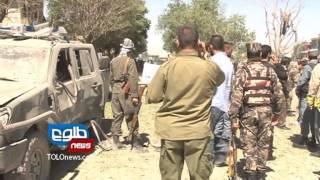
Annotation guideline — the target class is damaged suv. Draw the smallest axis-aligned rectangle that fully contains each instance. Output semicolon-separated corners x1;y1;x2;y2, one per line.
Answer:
0;37;107;179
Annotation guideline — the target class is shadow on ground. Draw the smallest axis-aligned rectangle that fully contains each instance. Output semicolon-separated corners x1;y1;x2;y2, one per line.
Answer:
289;134;318;152
235;158;274;180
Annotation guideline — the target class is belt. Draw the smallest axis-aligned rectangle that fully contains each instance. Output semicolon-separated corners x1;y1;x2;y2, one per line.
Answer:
113;80;124;83
244;103;270;108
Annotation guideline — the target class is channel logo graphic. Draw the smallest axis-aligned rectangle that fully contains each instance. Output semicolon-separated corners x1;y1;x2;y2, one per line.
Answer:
48;124;93;153
67;138;94;153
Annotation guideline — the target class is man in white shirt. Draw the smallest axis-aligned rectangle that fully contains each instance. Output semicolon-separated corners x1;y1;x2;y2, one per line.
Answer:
209;35;234;166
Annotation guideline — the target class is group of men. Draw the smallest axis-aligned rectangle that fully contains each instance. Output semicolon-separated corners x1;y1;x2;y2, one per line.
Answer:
293;52;320;157
108;25;320;180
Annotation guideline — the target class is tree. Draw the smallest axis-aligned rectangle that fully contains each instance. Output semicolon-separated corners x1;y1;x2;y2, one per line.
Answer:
261;0;303;56
158;0;255;58
0;0;45;24
0;0;9;22
49;0;150;54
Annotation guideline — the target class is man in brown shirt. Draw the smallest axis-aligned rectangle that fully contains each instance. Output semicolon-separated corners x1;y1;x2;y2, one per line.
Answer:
146;26;224;180
110;38;140;149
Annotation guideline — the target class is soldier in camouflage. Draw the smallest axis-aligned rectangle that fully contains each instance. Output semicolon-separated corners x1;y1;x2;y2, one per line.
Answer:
229;43;284;180
260;44;276;161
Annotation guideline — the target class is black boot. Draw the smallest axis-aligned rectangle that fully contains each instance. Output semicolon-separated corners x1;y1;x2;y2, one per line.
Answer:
310;145;320;157
245;171;258;180
132;136;148;153
310;151;320;157
309;136;317;146
257;172;266;180
293;136;308;149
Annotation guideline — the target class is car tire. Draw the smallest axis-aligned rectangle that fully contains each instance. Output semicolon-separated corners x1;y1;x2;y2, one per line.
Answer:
4;132;50;180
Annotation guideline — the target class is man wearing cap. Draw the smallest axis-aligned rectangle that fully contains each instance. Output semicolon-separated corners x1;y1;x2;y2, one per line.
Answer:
229;43;284;180
110;38;141;150
294;51;319;148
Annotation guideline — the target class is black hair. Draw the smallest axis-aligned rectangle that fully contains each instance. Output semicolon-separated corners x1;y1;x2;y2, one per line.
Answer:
224;42;233;46
210;35;224;51
281;56;291;66
309;54;318;60
177;25;199;49
261;45;272;59
298;59;307;66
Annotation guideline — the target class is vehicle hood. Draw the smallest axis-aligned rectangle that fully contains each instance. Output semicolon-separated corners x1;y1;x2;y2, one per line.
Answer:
0;81;36;106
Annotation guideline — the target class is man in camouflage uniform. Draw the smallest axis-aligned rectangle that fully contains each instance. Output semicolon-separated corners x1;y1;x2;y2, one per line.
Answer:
110;38;141;150
229;43;284;180
260;44;277;160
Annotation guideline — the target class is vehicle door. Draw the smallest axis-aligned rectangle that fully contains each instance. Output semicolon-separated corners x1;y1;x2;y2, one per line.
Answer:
70;47;103;123
50;47;81;123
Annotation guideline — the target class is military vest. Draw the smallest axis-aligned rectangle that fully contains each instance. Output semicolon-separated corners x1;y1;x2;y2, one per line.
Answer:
243;62;273;106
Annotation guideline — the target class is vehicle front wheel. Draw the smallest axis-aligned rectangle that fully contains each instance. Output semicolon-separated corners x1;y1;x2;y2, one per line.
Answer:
4;132;50;180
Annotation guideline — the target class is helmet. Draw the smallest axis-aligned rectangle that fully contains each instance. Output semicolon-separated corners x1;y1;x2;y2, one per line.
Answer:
246;43;262;59
120;38;135;49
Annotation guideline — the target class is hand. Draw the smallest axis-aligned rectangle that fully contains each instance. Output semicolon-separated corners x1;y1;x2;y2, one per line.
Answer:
308;105;314;110
307;96;315;110
139;84;147;88
231;121;240;133
132;97;139;106
198;41;206;50
270;54;279;64
271;116;279;126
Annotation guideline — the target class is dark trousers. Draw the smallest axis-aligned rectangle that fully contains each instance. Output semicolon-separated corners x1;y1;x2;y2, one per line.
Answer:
159;137;213;180
210;107;231;163
298;97;308;123
301;107;315;139
315;109;320;144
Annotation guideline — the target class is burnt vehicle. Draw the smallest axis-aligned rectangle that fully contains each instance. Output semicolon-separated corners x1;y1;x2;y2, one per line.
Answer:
293;35;320;60
0;37;107;179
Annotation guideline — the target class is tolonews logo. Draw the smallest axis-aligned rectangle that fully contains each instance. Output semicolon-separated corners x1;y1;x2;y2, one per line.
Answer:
48;124;94;153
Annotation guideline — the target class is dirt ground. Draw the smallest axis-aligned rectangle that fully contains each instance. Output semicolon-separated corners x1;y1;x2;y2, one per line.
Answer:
51;96;320;180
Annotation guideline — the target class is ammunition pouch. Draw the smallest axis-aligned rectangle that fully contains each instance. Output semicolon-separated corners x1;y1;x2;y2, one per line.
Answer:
243;63;273;106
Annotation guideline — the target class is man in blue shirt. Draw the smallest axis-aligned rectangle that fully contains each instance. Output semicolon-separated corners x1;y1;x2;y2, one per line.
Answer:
294;52;319;148
209;35;234;166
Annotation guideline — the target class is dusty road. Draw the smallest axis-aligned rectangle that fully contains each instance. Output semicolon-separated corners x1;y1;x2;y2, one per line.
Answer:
51;100;320;180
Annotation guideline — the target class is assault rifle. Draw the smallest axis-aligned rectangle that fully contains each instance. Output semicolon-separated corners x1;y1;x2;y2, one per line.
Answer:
127;85;146;149
228;121;238;180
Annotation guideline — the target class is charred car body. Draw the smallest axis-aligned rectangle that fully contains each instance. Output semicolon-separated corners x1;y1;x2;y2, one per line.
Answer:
0;36;108;179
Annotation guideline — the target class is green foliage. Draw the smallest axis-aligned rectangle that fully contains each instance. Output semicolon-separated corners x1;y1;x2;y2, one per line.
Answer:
158;0;255;59
49;0;150;54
